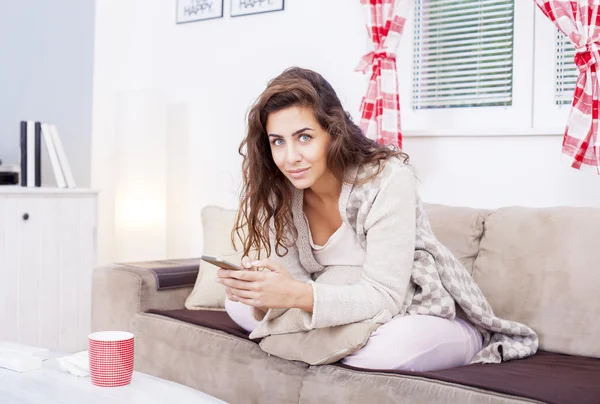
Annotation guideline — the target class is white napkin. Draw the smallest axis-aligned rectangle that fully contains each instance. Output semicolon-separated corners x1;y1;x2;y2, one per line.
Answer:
56;350;90;377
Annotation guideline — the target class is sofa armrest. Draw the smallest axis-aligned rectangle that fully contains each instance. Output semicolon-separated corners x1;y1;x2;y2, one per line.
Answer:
91;264;195;334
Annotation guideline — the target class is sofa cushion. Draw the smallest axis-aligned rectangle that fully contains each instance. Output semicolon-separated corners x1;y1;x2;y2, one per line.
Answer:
133;312;306;404
472;206;600;358
147;308;250;340
424;203;487;275
149;309;385;366
185;206;239;310
146;309;600;404
337;351;600;404
301;365;534;404
301;351;600;404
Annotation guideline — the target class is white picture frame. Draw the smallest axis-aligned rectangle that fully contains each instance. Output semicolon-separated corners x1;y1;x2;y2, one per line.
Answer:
176;0;224;24
230;0;284;17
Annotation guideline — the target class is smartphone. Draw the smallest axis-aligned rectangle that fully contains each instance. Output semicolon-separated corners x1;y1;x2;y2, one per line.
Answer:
201;255;244;271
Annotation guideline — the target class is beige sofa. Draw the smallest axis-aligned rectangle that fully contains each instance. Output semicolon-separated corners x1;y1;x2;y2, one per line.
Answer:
92;204;600;404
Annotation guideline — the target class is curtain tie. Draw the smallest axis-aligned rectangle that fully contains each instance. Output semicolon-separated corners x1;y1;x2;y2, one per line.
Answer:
574;42;599;73
355;47;397;73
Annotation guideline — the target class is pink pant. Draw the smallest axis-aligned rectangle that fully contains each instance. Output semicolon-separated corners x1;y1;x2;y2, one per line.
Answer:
225;298;483;372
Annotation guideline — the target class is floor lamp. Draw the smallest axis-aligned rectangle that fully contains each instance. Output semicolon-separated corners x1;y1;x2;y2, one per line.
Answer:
114;89;167;262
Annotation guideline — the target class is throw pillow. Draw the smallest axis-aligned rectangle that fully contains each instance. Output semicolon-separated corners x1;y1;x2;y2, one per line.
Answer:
185;205;241;310
258;310;391;365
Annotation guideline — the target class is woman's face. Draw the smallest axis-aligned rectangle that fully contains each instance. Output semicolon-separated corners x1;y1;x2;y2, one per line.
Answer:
266;105;330;190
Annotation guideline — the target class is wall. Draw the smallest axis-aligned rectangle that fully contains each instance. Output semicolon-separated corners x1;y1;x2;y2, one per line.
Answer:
92;0;600;265
0;0;96;187
404;135;600;209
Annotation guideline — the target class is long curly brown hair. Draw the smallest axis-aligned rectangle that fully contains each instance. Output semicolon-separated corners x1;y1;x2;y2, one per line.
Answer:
232;67;409;259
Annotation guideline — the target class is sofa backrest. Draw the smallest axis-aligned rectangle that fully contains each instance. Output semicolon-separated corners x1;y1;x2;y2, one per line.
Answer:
426;204;600;358
469;206;600;359
423;204;487;276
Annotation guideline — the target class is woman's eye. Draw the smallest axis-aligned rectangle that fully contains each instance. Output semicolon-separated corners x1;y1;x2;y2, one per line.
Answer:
299;134;312;142
272;139;284;146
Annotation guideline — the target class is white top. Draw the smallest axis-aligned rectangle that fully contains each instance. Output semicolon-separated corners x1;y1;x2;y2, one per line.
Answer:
304;215;366;267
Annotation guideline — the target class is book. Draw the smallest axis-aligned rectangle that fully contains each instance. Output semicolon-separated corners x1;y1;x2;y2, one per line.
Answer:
34;122;41;187
18;121;75;189
19;121;27;187
41;123;67;188
26;121;35;187
49;124;76;188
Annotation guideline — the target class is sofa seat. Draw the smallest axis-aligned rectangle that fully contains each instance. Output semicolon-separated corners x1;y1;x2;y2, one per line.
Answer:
148;308;600;404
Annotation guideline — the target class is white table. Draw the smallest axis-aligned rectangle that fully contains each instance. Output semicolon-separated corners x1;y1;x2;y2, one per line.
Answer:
0;356;226;404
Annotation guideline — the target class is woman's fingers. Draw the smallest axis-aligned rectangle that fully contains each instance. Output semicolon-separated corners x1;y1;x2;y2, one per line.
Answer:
249;258;280;272
226;287;260;307
227;288;257;300
217;268;245;279
225;288;237;301
219;276;256;291
224;270;265;282
240;256;286;273
241;256;253;269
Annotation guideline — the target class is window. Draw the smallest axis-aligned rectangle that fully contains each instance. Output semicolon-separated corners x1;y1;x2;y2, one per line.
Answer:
399;0;534;134
555;29;577;105
531;7;574;129
399;0;572;135
412;0;515;109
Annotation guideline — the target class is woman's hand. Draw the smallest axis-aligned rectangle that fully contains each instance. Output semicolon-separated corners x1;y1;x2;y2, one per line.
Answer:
216;257;313;311
222;257;268;312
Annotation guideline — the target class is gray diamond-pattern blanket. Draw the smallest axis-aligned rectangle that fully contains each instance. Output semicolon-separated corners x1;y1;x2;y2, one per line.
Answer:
407;198;539;363
345;160;539;364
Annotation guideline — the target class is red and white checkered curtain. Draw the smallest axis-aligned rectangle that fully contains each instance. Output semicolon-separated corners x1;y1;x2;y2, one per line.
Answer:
355;0;412;148
534;0;600;173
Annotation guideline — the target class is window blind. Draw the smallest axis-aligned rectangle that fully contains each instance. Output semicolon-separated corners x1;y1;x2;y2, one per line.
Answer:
555;29;577;105
413;0;515;109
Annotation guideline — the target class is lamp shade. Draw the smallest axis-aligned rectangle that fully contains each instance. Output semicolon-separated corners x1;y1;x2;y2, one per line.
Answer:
114;89;167;262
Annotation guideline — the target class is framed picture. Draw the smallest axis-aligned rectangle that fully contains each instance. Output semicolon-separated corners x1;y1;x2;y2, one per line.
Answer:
176;0;224;24
230;0;284;17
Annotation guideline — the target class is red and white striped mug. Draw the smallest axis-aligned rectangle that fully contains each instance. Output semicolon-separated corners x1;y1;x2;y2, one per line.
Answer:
88;331;134;387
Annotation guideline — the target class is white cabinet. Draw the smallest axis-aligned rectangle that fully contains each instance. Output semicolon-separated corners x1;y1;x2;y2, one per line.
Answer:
0;187;97;353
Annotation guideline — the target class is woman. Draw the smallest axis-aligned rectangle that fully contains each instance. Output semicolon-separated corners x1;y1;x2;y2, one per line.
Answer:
216;67;538;371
